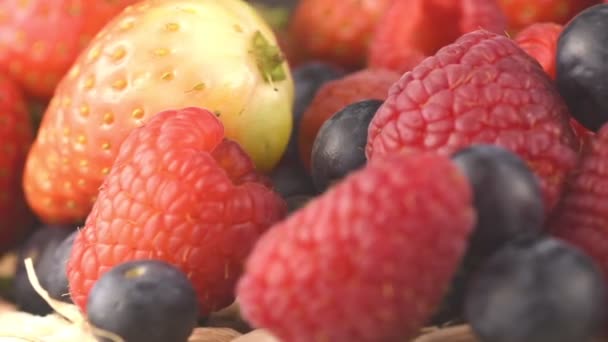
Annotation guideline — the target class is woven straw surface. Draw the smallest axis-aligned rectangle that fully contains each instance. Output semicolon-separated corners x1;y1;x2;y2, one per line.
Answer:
1;253;592;342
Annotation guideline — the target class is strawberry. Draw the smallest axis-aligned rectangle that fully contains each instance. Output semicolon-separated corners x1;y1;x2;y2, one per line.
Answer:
288;0;393;69
514;22;563;79
0;0;138;99
298;68;400;169
237;152;475;342
550;122;608;280
22;0;294;224
366;30;579;214
368;0;507;74
0;73;35;251
499;0;599;32
67;107;287;317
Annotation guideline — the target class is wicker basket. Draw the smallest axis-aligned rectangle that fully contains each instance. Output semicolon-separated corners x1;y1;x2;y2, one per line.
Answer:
0;255;508;342
0;256;480;342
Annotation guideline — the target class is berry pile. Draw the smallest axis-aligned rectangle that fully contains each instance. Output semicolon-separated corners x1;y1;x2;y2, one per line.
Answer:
2;1;608;342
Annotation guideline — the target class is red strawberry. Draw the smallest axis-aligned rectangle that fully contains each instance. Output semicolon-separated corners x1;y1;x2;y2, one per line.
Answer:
0;74;35;251
67;107;287;317
368;0;507;74
514;22;563;79
499;0;599;33
237;153;475;342
550;123;608;279
366;30;579;213
289;0;393;69
22;0;293;224
298;68;400;169
0;0;138;99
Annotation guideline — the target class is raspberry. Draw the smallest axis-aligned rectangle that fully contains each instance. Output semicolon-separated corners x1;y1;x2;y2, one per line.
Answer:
366;30;579;212
67;107;287;317
570;119;595;151
368;0;507;74
288;0;393;69
550;123;608;280
515;22;563;79
237;153;475;342
298;68;400;169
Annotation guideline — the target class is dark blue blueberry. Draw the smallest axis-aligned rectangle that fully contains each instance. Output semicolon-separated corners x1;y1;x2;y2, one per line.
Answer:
310;99;382;192
430;145;545;324
13;225;73;315
285;195;313;214
452;145;544;260
556;4;608;131
465;237;607;342
270;162;316;198
37;230;77;303
87;259;198;342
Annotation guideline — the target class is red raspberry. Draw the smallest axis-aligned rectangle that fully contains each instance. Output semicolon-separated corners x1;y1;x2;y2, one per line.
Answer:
515;23;563;79
288;0;393;69
67;107;287;317
298;68;400;169
549;123;608;278
570;119;595;152
237;153;475;342
366;30;579;213
368;0;507;74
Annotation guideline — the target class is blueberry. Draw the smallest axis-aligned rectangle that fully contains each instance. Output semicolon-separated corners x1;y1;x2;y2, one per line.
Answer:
37;230;77;303
556;4;608;131
87;259;198;342
310;99;383;192
465;237;607;342
282;62;346;163
270;162;316;198
285;195;313;214
431;145;545;324
451;145;544;260
13;225;73;315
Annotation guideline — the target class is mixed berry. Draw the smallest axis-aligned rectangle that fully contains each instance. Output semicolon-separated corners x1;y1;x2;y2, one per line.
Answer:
465;237;606;342
86;259;199;342
12;225;74;315
1;1;608;342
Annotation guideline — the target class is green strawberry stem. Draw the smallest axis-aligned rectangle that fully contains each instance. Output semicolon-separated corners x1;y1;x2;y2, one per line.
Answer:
250;31;287;84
